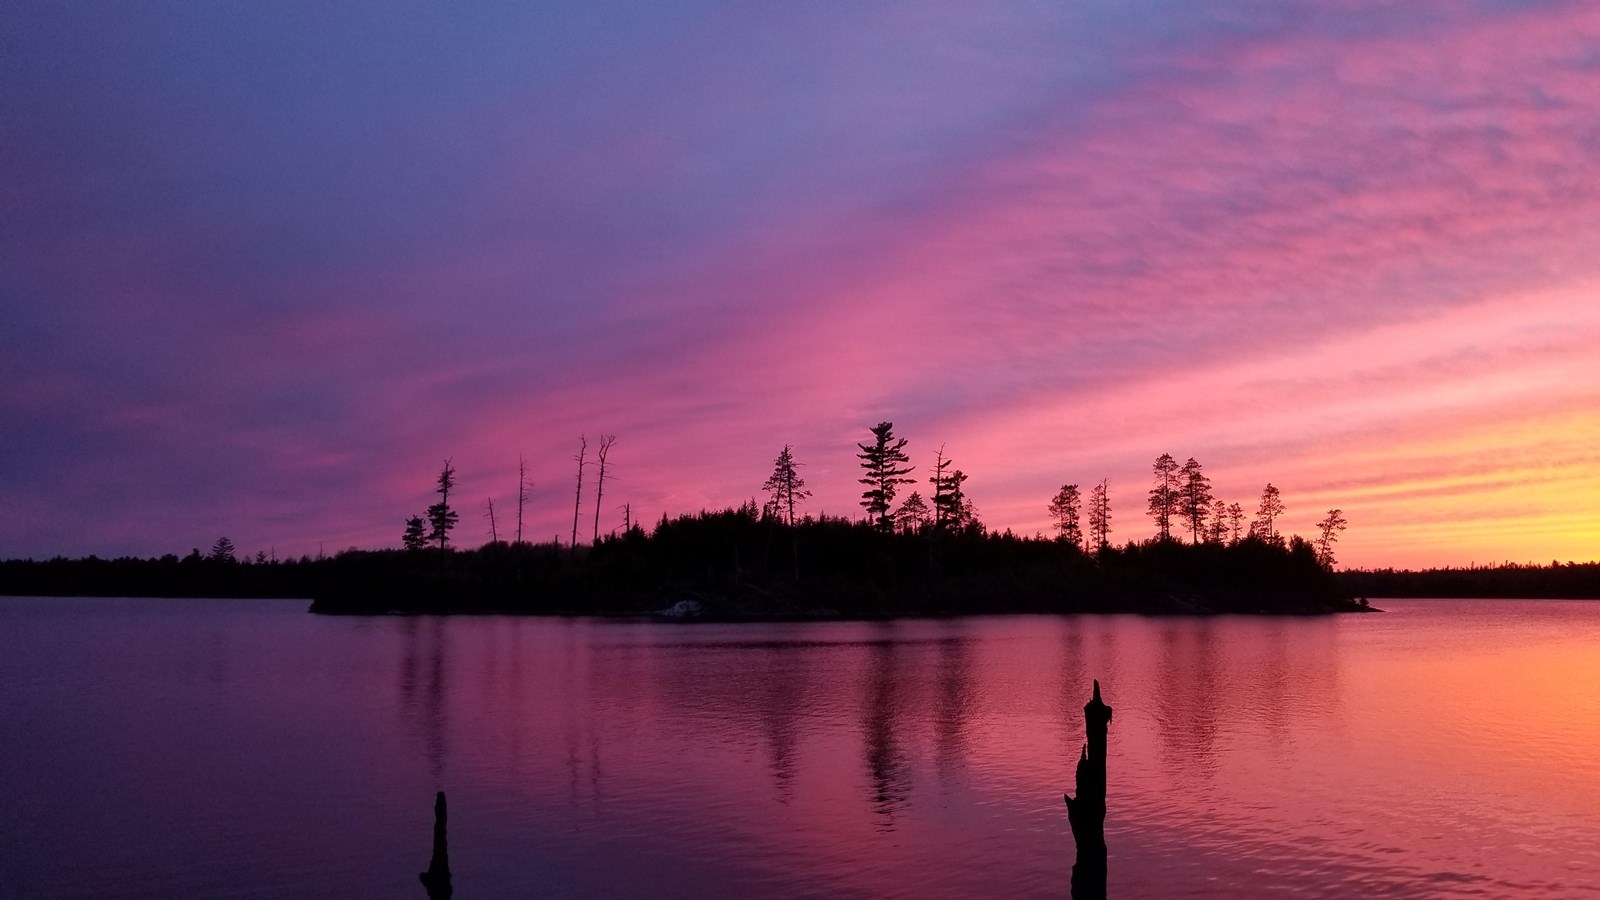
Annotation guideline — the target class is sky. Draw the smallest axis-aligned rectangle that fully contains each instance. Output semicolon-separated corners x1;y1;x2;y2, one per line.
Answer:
3;1;1598;569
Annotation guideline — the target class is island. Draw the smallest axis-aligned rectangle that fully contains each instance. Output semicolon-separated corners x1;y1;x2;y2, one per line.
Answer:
0;505;1371;618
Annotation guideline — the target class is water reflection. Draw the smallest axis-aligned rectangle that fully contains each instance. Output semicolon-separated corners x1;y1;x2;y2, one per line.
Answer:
933;632;973;787
755;644;804;803
398;617;451;782
1155;623;1222;785
862;634;909;829
171;605;1595;897
1057;621;1089;752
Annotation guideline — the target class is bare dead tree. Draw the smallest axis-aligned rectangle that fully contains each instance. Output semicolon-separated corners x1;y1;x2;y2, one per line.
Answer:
571;435;587;548
515;455;530;545
930;444;951;529
592;434;617;544
484;497;498;544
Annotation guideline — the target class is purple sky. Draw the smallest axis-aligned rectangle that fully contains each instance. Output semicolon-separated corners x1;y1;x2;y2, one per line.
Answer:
4;1;1599;567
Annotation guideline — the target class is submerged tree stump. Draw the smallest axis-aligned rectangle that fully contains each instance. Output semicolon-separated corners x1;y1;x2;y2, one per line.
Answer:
420;791;452;900
1064;680;1113;900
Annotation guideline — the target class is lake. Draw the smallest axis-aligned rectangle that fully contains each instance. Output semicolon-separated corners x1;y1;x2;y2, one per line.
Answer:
2;598;1597;898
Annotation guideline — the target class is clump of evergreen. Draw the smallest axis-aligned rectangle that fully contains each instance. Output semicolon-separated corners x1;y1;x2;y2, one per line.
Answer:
294;505;1361;617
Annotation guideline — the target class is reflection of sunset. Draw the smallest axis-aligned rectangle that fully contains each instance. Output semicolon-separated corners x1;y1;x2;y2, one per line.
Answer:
5;599;1598;895
308;607;1597;895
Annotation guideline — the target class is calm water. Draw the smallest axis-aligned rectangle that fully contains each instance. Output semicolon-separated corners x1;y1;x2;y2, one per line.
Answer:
2;598;1598;898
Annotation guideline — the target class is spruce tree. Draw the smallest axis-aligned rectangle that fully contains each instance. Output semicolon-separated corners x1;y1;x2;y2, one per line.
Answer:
893;491;931;533
209;536;237;563
402;515;428;551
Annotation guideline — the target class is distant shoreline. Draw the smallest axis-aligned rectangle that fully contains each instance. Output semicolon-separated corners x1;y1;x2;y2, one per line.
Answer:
7;514;1594;614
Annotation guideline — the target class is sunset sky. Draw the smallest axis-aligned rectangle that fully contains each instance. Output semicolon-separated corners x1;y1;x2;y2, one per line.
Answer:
4;1;1598;568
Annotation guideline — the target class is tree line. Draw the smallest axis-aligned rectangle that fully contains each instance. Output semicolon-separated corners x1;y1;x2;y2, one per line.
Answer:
759;423;1348;568
390;422;1350;573
1044;453;1348;568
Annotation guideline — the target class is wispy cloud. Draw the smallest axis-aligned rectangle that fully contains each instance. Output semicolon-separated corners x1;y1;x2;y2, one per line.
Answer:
3;1;1597;565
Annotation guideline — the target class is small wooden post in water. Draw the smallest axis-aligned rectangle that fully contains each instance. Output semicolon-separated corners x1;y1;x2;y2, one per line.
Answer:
1064;680;1113;900
420;791;452;900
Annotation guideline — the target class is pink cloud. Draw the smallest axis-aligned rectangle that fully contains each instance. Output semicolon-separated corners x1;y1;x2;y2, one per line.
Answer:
8;1;1600;568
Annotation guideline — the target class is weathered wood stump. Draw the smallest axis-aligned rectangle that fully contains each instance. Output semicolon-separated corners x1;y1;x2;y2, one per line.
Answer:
420;791;452;900
1065;680;1113;900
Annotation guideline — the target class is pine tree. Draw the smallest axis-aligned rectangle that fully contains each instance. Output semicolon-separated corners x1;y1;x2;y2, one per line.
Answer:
1206;500;1229;544
426;459;459;551
857;422;915;532
1176;457;1213;544
893;491;931;533
1088;479;1112;551
761;445;812;526
936;469;971;530
956;491;981;532
402;515;428;551
1227;502;1246;543
1147;453;1180;541
1254;483;1286;544
1314;508;1348;568
209;536;237;563
1047;483;1083;549
931;464;969;531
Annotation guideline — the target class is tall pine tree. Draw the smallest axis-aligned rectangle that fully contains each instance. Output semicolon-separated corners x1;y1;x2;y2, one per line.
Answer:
1148;453;1180;541
1176;457;1213;544
1048;483;1083;549
1254;483;1286;544
1089;479;1112;551
857;422;915;532
427;459;459;551
761;444;812;526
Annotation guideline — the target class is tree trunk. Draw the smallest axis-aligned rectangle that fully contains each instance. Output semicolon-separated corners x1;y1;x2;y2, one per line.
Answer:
419;792;451;899
593;435;616;544
1065;680;1112;899
571;436;587;549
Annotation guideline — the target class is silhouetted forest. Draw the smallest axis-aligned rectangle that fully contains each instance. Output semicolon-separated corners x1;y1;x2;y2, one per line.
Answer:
6;420;1594;611
1338;561;1600;599
0;505;1368;617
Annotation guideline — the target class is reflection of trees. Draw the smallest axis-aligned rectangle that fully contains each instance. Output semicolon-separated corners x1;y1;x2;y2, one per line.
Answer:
1237;619;1340;752
933;634;974;784
862;638;908;829
1155;624;1221;785
1151;618;1342;781
573;624;637;812
397;617;450;782
1058;618;1124;780
755;646;805;803
1259;619;1292;749
1058;622;1088;750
